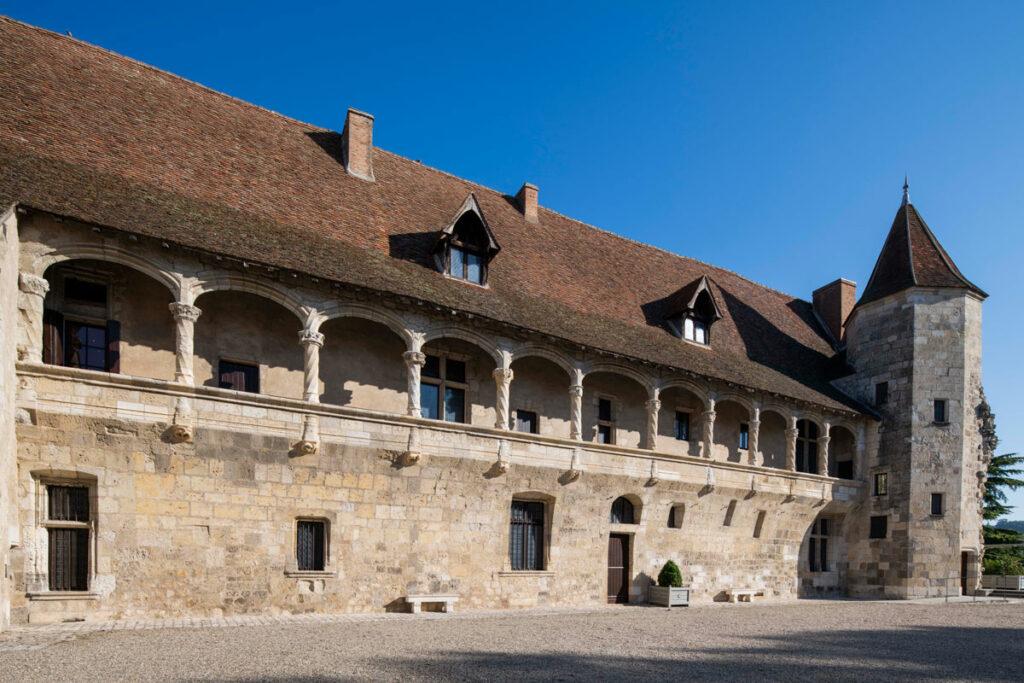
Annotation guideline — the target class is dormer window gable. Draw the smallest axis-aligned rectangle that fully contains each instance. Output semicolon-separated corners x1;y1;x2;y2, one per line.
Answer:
434;194;500;286
663;275;723;346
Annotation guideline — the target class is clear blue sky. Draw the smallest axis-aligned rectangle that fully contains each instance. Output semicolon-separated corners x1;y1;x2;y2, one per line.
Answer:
5;2;1023;515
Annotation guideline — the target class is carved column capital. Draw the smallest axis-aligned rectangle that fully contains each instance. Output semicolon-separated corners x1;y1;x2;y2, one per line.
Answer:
644;398;662;412
568;384;584;398
298;329;325;348
492;367;514;384
168;302;202;322
403;350;426;367
18;272;49;298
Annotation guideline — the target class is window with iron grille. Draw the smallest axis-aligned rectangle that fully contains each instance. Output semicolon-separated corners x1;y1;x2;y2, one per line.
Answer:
46;485;91;592
296;520;327;571
808;518;830;572
509;501;545;571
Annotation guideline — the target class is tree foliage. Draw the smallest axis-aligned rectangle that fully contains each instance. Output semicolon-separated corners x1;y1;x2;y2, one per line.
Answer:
984;452;1024;521
657;560;683;588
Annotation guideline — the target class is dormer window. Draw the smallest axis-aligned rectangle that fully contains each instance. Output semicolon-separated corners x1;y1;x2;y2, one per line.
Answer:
435;194;500;287
661;275;722;346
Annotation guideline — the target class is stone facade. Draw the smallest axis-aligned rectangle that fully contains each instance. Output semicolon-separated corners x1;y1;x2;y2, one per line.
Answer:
0;210;888;625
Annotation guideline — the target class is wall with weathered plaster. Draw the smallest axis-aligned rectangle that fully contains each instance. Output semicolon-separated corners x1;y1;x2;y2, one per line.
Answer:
0;208;19;630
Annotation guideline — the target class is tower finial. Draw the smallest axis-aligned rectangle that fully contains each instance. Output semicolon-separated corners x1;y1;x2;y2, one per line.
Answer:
901;175;910;206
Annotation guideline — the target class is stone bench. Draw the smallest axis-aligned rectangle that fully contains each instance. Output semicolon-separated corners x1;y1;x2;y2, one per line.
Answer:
725;588;761;603
405;594;458;614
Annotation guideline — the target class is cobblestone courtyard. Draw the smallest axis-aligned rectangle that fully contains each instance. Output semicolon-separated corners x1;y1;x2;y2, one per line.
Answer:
1;600;1022;681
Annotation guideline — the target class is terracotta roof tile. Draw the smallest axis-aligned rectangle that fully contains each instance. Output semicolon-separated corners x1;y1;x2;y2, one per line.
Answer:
0;16;865;414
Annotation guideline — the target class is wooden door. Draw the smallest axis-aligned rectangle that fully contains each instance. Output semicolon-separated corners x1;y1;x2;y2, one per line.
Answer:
961;552;969;595
607;533;630;604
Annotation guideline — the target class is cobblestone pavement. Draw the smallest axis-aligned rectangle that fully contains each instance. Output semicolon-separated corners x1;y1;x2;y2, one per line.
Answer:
1;600;1022;681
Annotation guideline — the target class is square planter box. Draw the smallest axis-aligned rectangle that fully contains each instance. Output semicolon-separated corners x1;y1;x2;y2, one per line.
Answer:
648;585;690;607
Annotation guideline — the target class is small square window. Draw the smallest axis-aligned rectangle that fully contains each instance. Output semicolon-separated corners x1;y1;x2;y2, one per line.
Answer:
869;515;888;539
219;360;259;393
933;399;948;424
739;423;749;450
597;423;614;444
931;493;944;517
875;381;888;406
874;472;888;496
674;411;690;440
515;410;538;434
296;520;326;571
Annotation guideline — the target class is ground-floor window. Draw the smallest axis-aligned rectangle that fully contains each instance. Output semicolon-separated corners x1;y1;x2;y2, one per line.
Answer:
808;518;830;572
45;484;91;591
509;501;545;570
296;519;327;571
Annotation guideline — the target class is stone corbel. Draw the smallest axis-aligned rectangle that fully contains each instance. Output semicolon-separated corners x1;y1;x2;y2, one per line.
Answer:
166;396;194;444
293;414;320;456
748;473;759;497
646;459;660;487
564;447;583;482
494;439;511;475
705;466;716;490
401;425;423;467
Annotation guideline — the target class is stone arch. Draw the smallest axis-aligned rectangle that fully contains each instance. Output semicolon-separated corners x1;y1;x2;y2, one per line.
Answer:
657;378;710;409
758;407;789;470
828;424;857;480
582;363;650;449
318;313;408;411
582;361;653;393
712;397;752;463
34;243;179;297
509;343;575;376
713;391;755;414
422;325;503;364
317;303;416;348
610;494;642;524
191;272;309;324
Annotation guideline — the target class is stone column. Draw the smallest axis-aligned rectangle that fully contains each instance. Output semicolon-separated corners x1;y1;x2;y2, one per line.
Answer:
818;422;831;476
785;416;799;471
702;398;716;459
17;272;49;363
748;406;761;466
299;329;325;403
403;350;426;418
168;303;202;385
644;388;660;451
493;367;514;430
568;367;584;441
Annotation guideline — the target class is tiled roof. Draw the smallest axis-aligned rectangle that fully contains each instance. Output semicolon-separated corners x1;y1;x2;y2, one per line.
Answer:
858;201;986;307
0;16;866;415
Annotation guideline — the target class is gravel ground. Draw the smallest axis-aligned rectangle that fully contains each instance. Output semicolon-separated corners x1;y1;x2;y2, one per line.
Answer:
1;600;1022;682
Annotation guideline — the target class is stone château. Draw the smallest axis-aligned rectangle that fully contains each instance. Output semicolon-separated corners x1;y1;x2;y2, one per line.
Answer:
0;17;989;626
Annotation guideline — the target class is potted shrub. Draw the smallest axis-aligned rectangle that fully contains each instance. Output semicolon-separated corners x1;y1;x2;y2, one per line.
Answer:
648;560;690;606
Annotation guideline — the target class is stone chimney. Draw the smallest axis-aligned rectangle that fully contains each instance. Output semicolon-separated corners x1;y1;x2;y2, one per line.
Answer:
812;278;856;344
342;108;374;181
514;182;539;223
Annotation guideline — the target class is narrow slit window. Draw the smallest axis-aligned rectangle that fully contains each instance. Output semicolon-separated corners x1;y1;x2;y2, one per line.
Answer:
739;423;749;450
874;472;888;496
723;500;737;527
597;398;615;445
931;493;944;517
753;510;767;539
875;381;889;406
933;399;948;424
674;411;690;441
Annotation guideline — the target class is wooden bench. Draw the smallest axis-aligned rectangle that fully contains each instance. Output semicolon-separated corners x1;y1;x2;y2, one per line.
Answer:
725;588;760;603
405;594;458;614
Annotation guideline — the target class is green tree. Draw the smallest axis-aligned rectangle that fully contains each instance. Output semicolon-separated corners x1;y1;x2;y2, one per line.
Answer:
657;560;683;588
984;452;1024;521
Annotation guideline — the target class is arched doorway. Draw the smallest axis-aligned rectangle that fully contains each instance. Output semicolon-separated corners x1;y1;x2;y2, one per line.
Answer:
608;496;640;604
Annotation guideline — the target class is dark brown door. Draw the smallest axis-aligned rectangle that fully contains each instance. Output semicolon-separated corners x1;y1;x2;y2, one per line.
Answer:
961;552;969;595
607;533;630;604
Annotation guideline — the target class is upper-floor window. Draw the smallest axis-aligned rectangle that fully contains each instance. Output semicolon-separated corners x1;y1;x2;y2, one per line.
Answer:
420;354;466;423
933;399;948;424
683;316;709;344
931;493;944;517
219;360;259;393
597;398;615;444
610;496;636;524
514;409;538;434
875;381;889;406
739;423;750;450
447;244;485;285
869;515;888;539
795;419;819;474
674;411;690;440
43;311;120;373
874;472;888;496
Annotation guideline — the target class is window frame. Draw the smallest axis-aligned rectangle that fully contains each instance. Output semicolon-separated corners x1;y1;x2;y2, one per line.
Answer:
683;315;710;345
668;503;685;529
869;515;888;539
596;397;615;445
508;499;546;571
446;241;487;286
63;317;110;372
39;481;95;594
874;381;889;407
808;518;831;572
795;419;820;474
933;399;949;425
674;410;690;441
514;409;539;435
419;353;468;423
873;472;888;497
295;518;329;572
931;493;944;517
610;496;636;525
739;422;750;450
218;358;261;394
